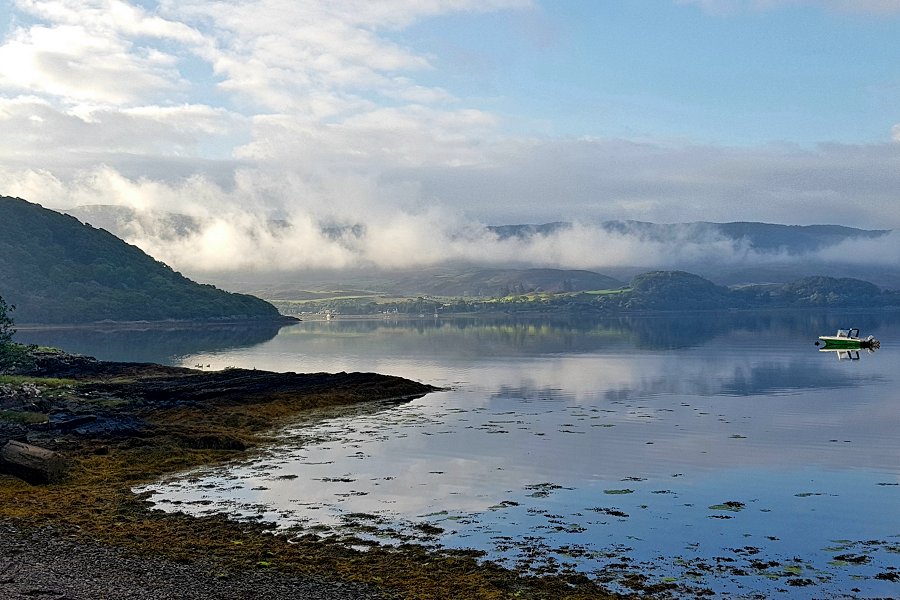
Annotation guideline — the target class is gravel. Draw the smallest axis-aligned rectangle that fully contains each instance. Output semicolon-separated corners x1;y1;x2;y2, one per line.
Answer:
0;520;391;600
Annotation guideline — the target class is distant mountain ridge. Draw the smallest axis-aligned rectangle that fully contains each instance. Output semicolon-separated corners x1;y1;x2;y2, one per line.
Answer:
61;204;900;289
490;220;889;253
0;197;282;324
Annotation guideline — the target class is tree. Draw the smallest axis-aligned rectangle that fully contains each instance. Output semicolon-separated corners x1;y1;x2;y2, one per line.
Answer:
0;295;27;373
0;295;14;346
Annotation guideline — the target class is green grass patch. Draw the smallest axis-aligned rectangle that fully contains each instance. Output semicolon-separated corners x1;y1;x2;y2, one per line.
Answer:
272;294;385;304
0;409;48;424
0;375;79;388
585;288;630;296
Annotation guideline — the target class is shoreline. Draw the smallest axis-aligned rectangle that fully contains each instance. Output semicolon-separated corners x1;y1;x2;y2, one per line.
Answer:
14;303;900;330
14;315;299;332
0;348;625;599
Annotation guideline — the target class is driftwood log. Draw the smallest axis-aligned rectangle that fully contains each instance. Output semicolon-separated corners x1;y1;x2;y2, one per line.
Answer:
0;440;68;484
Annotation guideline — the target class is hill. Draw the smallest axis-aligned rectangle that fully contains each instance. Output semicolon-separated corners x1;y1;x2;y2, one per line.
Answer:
0;197;283;324
365;266;623;297
225;266;624;300
593;271;900;312
614;270;736;310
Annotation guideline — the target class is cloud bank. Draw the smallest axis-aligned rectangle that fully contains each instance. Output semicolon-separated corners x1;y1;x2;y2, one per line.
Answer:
1;0;899;279
21;164;897;280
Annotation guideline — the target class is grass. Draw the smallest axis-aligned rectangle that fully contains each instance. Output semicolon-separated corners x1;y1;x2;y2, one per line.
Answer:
585;288;630;296
0;375;80;388
0;410;48;424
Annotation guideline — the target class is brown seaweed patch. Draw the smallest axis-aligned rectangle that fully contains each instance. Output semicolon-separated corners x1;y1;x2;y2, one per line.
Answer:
832;554;871;565
0;359;624;600
588;507;629;518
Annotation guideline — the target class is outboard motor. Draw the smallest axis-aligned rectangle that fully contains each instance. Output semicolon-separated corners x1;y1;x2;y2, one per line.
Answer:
863;335;881;350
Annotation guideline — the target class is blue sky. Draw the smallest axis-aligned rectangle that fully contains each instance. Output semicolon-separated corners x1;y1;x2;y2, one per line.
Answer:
0;0;898;272
395;1;900;144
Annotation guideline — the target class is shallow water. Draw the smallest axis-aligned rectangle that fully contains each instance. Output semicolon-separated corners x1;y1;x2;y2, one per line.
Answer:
28;312;900;596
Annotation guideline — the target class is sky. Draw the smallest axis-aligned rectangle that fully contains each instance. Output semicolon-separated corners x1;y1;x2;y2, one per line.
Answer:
0;0;899;274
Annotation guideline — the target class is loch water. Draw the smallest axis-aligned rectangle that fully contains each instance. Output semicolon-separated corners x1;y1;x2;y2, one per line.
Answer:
19;311;900;597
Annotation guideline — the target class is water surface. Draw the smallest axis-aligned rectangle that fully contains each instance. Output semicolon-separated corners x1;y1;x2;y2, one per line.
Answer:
32;313;900;596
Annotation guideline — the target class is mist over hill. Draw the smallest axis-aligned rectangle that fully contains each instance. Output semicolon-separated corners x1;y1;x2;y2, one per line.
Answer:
9;197;899;322
61;204;900;292
0;197;282;324
488;220;890;253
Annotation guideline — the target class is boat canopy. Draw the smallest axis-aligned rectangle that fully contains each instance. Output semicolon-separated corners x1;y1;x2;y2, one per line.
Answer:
836;328;859;338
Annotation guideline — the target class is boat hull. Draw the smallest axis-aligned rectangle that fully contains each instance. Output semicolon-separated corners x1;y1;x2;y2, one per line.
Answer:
818;337;862;349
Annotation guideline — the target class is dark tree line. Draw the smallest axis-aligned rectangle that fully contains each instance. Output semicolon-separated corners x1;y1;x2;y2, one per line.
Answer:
0;295;13;346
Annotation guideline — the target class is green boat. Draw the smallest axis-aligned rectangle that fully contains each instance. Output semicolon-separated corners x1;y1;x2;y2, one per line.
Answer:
817;328;880;350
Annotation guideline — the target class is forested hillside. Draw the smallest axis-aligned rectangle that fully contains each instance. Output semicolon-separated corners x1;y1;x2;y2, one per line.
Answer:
593;271;900;312
0;197;282;324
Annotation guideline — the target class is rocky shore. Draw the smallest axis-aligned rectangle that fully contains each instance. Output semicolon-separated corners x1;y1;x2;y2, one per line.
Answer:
0;348;621;600
0;520;392;600
1;348;435;455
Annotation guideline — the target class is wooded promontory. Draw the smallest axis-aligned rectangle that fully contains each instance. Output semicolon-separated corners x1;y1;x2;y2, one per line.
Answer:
0;197;282;324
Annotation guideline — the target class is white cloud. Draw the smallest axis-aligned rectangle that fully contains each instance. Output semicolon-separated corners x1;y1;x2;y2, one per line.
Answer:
0;24;181;103
161;0;532;113
816;231;900;266
0;1;207;104
0;0;527;177
167;0;434;113
14;0;203;42
232;105;500;171
0;97;245;160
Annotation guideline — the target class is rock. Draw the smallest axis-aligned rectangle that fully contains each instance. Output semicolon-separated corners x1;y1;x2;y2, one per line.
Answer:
52;414;98;432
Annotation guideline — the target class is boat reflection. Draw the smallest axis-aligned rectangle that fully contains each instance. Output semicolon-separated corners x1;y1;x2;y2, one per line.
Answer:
818;347;878;360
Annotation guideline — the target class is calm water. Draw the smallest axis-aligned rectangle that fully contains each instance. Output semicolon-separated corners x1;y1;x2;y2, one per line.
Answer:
20;312;900;597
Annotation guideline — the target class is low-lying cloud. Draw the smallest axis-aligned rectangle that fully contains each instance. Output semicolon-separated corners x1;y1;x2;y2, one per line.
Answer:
9;163;896;282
